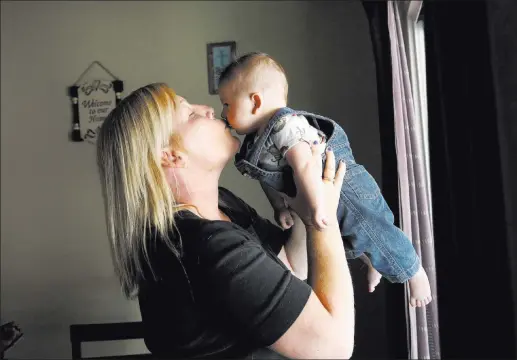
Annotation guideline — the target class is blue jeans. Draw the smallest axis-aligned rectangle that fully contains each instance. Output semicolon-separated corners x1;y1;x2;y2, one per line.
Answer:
235;108;420;283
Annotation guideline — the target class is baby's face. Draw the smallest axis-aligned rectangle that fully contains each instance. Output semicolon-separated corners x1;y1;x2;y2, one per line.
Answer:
219;82;258;135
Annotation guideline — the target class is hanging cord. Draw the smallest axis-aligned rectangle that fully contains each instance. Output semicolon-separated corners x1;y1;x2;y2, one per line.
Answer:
74;60;119;85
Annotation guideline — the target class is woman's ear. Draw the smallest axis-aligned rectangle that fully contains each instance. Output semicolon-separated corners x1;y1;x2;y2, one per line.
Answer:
250;93;262;114
161;148;188;168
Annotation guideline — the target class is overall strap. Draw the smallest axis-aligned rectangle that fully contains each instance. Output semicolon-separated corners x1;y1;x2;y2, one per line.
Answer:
247;107;295;165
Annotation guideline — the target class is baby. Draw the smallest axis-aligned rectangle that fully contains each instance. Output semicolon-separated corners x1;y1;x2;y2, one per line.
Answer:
218;52;432;307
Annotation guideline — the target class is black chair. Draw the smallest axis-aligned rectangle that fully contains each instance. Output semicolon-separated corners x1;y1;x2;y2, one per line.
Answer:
69;321;153;359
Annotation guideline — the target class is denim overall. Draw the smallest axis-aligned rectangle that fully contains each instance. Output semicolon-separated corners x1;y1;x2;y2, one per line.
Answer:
235;108;420;283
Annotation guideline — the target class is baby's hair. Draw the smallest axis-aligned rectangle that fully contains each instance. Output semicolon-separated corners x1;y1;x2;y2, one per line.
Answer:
219;52;288;101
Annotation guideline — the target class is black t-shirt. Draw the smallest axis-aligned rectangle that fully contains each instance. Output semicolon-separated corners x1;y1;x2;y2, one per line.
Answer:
138;188;312;358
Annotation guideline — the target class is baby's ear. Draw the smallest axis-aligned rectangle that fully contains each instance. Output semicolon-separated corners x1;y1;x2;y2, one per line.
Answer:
250;93;262;114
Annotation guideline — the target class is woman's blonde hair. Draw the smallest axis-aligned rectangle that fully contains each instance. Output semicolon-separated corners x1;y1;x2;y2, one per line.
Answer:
96;83;183;299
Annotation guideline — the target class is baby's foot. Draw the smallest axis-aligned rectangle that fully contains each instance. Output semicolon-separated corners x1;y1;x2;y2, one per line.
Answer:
408;266;432;307
368;266;382;293
360;254;382;292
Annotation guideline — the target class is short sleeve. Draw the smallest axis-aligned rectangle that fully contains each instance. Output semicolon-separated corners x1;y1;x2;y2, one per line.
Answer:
270;114;320;157
251;213;291;255
196;225;312;347
243;199;291;255
219;187;290;254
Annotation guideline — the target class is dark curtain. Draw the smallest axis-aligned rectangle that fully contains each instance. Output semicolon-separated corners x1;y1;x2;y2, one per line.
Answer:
424;0;516;358
362;2;408;359
363;0;516;358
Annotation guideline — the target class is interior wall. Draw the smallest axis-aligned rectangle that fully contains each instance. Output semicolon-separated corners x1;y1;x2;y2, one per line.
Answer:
0;1;382;358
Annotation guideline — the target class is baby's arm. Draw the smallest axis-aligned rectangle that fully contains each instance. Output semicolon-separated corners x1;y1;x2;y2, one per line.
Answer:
269;114;326;228
260;181;286;210
285;142;327;229
260;182;294;229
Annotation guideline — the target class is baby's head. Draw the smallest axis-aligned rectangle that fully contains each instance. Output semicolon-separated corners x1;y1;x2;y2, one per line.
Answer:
218;52;288;135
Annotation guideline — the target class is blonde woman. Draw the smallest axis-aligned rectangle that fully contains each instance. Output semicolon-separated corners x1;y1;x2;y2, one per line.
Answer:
96;83;354;359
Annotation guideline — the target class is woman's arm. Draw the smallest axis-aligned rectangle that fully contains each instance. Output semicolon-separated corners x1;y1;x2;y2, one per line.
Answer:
212;148;354;358
269;146;355;359
277;247;295;273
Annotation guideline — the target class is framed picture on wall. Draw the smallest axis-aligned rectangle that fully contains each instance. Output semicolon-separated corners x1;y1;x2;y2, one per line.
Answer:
207;41;237;95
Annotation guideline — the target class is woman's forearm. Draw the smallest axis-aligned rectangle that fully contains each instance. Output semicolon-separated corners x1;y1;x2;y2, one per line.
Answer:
307;223;354;336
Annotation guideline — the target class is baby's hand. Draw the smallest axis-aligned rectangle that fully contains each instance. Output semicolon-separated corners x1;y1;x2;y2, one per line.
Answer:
275;207;294;230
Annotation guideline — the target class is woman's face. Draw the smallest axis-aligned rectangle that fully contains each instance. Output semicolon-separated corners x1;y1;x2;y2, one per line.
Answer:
173;96;240;171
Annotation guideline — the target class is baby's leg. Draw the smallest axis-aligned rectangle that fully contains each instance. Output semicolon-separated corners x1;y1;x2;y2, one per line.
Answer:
338;164;432;307
360;253;430;306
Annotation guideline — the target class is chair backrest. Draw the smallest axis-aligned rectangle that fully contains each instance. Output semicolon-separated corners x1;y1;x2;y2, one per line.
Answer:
69;321;152;359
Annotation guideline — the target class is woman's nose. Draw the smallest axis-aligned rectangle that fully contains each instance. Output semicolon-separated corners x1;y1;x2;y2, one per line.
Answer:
192;104;215;119
200;105;214;119
206;107;215;120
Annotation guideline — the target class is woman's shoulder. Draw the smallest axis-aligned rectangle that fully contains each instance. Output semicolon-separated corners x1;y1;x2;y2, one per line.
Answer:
143;214;252;281
218;187;257;220
218;187;248;210
172;208;256;254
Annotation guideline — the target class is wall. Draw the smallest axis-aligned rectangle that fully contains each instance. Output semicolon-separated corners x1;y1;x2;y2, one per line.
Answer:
305;1;382;176
0;1;382;358
486;0;517;352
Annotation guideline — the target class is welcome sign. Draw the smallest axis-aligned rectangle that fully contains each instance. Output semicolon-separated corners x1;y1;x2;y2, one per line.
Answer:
79;80;117;143
69;61;123;144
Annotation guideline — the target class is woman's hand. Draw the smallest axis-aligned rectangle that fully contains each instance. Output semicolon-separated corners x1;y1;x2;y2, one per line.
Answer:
285;144;346;228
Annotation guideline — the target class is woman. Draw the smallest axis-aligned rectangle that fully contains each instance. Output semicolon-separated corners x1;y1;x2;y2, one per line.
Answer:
96;83;354;359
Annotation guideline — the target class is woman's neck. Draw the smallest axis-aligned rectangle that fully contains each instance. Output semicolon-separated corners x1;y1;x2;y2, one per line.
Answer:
175;177;226;221
189;188;223;220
